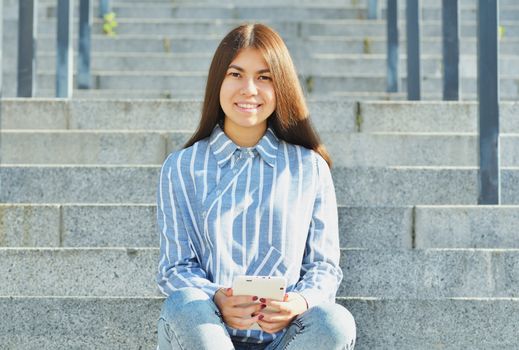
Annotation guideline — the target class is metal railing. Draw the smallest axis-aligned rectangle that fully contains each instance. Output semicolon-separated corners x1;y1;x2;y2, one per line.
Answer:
378;0;501;204
17;0;37;97
0;0;2;98
477;0;500;204
14;0;109;98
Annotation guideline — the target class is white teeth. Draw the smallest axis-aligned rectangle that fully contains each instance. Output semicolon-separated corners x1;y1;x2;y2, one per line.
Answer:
237;103;259;109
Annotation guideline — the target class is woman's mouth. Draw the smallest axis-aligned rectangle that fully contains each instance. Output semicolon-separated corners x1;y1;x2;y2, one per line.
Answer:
235;103;262;112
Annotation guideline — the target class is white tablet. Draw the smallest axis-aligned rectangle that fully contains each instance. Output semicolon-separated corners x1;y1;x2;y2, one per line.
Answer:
231;275;287;331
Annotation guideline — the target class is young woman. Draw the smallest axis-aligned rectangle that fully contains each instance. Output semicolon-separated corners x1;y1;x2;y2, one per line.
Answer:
156;23;356;350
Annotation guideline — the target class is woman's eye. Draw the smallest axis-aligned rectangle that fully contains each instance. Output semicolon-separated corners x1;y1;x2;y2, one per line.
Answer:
229;72;241;77
259;75;272;81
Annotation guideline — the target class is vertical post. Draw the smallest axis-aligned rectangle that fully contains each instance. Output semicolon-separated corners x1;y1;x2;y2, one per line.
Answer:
477;0;500;204
17;0;38;97
386;0;399;92
406;0;421;100
0;0;3;140
368;0;379;19
0;0;3;98
56;0;73;98
78;0;92;89
442;0;460;100
99;0;111;18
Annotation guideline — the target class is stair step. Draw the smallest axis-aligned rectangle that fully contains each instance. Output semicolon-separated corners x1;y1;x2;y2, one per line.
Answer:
340;249;519;299
5;35;519;56
6;53;519;77
3;131;519;167
358;101;519;133
1;248;517;298
2;166;518;205
1;296;518;349
0;131;182;165
34;2;519;21
41;4;373;21
0;296;161;350
340;297;519;349
3;100;519;133
1;204;518;249
6;18;519;38
332;166;519;205
3;73;518;98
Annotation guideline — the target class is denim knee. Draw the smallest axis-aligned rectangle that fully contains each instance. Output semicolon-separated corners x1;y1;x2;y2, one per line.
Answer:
307;303;356;347
158;288;233;350
160;287;212;322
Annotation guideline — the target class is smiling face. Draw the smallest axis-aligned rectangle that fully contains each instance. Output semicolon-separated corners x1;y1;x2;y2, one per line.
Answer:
219;47;277;147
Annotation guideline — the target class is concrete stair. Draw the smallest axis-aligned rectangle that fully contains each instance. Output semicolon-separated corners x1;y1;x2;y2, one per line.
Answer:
2;297;518;349
1;247;519;298
2;204;519;249
2;0;519;349
3;164;519;205
5;130;519;166
2;99;519;348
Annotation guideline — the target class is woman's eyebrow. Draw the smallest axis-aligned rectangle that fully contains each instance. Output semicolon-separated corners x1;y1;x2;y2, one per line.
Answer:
228;65;270;74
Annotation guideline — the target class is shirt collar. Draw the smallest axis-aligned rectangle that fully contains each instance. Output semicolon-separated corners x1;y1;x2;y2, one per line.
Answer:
209;124;279;168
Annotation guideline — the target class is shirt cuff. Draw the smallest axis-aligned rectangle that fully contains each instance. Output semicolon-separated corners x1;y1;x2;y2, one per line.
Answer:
204;284;225;301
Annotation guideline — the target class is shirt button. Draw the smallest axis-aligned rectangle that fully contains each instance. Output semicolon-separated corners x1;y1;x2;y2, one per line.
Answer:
216;190;222;195
202;211;207;218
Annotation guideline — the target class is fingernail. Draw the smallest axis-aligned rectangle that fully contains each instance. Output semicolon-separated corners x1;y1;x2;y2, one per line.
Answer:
261;304;267;309
258;315;264;320
227;288;232;292
260;298;266;303
252;296;258;301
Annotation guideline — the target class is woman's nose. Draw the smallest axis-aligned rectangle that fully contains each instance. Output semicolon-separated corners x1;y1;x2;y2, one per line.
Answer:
240;78;258;95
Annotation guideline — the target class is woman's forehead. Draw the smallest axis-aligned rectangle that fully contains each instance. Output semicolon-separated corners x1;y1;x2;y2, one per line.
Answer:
228;48;269;72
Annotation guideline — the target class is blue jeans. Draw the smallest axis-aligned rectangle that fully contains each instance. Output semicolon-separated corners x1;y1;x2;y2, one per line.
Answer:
157;287;356;350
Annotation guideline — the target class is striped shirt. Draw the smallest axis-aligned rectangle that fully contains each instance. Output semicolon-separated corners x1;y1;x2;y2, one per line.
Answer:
156;124;342;344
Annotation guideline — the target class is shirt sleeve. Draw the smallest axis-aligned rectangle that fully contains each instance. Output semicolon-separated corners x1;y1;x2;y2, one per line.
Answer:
156;153;224;300
292;153;343;309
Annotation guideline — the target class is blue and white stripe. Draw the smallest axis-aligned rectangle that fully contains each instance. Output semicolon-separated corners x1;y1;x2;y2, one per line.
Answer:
157;124;342;344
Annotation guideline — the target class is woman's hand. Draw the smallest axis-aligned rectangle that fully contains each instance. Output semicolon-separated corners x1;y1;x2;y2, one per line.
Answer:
253;292;308;334
213;288;266;330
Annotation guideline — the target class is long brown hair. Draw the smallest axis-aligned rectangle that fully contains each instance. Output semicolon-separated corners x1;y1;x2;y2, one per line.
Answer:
184;23;332;167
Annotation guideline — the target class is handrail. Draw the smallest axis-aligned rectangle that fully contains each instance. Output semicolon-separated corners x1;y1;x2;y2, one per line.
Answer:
17;0;37;97
17;0;94;98
78;0;93;89
0;0;3;98
368;0;379;19
99;0;111;18
442;0;460;100
406;0;421;100
478;0;500;204
56;0;73;98
382;0;501;204
386;0;399;92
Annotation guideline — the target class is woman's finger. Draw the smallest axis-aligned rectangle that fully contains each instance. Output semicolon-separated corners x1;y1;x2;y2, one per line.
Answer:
227;315;261;330
257;319;287;334
226;302;264;318
259;312;291;323
228;295;260;307
266;300;291;313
